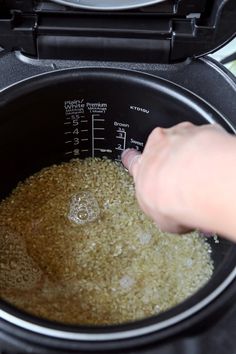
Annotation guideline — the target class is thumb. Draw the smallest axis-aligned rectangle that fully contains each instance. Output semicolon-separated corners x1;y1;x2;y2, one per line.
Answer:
121;149;141;178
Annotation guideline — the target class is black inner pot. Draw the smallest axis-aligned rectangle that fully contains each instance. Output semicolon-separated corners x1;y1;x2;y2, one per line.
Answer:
0;68;236;344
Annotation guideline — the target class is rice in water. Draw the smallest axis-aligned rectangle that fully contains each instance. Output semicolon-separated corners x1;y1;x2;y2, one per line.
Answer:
0;158;213;324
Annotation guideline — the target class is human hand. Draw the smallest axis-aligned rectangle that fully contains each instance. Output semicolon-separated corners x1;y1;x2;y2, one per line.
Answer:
122;122;231;234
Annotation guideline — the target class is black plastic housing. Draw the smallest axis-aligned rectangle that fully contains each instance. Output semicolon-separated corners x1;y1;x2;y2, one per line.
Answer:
0;0;235;63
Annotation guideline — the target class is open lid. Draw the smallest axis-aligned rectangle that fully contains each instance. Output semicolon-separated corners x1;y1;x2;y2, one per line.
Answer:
0;0;235;63
48;0;167;11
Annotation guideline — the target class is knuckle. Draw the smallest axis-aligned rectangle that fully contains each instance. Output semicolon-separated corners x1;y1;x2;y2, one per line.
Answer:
147;127;166;145
176;121;194;128
152;127;165;136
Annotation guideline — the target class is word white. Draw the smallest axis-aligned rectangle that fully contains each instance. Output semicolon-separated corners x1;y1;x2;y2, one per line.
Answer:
64;100;84;110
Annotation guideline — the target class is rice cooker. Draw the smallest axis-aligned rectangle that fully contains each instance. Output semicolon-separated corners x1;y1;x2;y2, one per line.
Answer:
0;0;236;353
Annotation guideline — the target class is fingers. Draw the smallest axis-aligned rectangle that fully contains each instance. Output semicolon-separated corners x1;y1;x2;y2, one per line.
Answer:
143;127;166;152
122;123;198;176
205;123;225;132
165;121;196;135
121;122;225;236
143;123;196;153
121;149;141;178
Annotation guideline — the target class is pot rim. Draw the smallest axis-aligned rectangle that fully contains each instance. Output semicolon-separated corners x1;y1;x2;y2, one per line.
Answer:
1;266;236;341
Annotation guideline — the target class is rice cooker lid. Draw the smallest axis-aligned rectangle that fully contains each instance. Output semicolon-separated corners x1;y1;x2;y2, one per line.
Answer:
0;0;235;63
47;0;167;11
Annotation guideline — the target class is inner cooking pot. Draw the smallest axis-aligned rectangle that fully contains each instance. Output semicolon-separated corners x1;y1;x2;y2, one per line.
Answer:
0;68;236;350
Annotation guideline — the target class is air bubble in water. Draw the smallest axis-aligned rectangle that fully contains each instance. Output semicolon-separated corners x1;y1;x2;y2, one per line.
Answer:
113;244;123;257
68;191;100;225
0;226;42;290
154;305;161;313
185;258;193;268
138;232;152;245
120;275;135;290
103;200;110;209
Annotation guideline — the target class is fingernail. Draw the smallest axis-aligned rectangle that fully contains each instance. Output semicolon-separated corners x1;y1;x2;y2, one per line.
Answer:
128;154;141;174
121;148;132;159
121;149;141;176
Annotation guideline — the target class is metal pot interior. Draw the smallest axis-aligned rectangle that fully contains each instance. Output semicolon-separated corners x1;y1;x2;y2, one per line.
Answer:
0;68;236;341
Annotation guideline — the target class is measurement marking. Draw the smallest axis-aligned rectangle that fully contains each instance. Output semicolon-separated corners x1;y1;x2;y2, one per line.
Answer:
115;129;127;160
65;140;72;144
92;114;95;158
94;137;105;140
94;128;105;130
81;120;88;123
94;118;105;122
92;114;100;158
81;129;88;132
65;151;73;155
64;131;72;134
94;148;112;153
64;122;71;125
81;138;89;141
81;149;89;152
65;111;84;115
123;130;127;150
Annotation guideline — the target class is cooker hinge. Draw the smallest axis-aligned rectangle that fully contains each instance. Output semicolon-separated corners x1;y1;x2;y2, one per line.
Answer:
0;11;172;63
0;10;37;56
35;14;172;63
171;0;236;62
